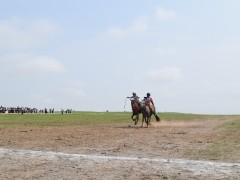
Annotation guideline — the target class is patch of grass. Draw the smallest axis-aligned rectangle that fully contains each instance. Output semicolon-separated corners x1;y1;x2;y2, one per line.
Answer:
198;118;240;162
221;119;240;132
198;140;240;162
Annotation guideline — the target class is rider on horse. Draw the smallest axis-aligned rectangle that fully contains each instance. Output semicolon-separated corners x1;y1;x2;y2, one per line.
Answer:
127;92;141;110
145;92;160;121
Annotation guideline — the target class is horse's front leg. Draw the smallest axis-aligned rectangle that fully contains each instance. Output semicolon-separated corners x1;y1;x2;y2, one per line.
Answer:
134;113;139;125
149;116;151;126
131;114;135;121
141;116;144;127
145;117;149;128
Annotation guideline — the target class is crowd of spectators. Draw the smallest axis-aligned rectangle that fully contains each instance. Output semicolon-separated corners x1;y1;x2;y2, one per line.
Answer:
0;105;54;114
0;105;74;114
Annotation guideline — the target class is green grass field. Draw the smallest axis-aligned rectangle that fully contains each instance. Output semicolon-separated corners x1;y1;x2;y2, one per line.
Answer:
0;111;238;127
0;112;128;127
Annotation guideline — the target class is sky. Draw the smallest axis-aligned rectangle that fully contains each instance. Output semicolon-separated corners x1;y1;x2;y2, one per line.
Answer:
0;0;240;114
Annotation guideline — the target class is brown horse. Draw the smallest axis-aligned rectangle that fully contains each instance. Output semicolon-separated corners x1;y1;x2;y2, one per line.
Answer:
131;100;141;125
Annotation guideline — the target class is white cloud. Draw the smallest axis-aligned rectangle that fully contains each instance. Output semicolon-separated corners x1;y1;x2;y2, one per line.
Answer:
153;47;175;55
62;87;85;98
128;16;148;35
107;27;126;38
29;19;57;35
107;16;148;38
106;6;176;39
0;55;66;77
0;18;58;50
226;81;240;88
0;53;26;62
144;67;184;81
155;7;176;21
26;57;66;74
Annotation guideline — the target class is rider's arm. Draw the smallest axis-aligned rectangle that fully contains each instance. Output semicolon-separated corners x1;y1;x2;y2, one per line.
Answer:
150;98;155;106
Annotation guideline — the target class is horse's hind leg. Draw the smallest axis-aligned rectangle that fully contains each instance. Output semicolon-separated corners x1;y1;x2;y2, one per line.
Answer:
134;120;137;125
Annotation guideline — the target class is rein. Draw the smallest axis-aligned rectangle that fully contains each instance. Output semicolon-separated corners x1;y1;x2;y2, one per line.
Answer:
124;97;128;112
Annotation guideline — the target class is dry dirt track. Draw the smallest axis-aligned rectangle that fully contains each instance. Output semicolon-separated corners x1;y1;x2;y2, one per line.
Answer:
0;117;240;179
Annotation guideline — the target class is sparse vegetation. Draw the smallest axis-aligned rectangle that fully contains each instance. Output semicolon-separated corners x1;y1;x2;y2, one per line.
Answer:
198;117;240;162
0;112;233;127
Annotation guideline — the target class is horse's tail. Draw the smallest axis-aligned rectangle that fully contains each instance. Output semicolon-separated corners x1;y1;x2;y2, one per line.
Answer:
155;115;160;122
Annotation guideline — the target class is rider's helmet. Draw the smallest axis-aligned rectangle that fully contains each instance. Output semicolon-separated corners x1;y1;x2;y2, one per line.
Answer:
132;92;136;96
147;93;151;97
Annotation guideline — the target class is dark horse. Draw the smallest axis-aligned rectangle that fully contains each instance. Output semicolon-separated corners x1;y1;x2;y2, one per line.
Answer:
141;105;160;128
131;100;141;125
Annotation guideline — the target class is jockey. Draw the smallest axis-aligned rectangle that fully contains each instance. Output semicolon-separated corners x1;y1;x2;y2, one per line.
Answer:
127;92;141;108
145;93;157;117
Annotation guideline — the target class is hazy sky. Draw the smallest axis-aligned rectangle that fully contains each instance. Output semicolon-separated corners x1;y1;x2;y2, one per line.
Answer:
1;0;240;114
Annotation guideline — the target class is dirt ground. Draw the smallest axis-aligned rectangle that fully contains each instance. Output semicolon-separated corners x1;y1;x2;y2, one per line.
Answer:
0;117;240;179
